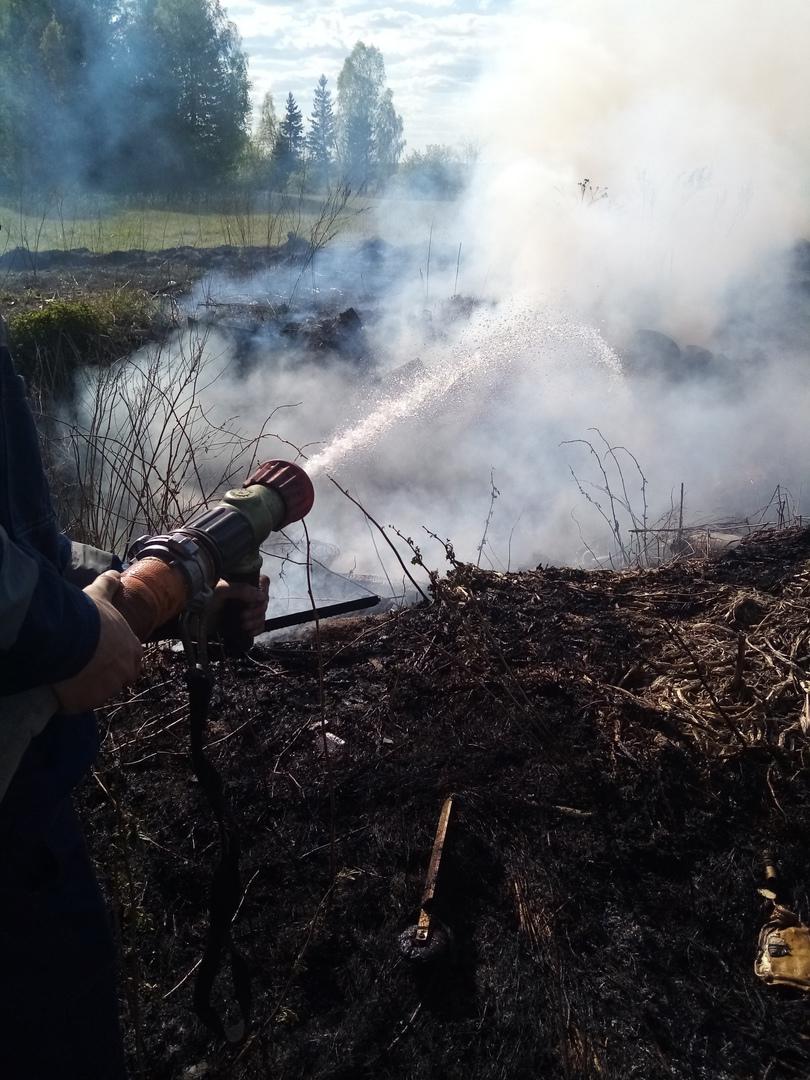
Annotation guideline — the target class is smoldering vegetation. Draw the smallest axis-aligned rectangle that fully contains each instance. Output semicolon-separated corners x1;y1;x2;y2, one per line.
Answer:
9;3;810;595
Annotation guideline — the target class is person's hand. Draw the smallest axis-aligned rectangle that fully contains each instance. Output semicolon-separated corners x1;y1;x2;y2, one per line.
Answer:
53;570;143;712
209;575;270;639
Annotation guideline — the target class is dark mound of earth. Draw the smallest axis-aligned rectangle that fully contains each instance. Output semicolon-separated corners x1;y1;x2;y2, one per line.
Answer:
81;527;810;1079
0;237;314;275
0;237;396;302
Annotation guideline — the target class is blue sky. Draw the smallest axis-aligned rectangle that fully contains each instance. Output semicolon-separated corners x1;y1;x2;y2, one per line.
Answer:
226;0;518;151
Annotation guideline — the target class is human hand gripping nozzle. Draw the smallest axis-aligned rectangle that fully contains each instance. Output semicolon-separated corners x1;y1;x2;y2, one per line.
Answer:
116;460;315;649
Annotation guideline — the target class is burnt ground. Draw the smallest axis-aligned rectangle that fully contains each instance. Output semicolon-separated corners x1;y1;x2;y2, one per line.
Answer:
0;238;322;300
0;238;453;378
0;243;386;411
0;236;414;313
77;527;810;1080
0;239;371;359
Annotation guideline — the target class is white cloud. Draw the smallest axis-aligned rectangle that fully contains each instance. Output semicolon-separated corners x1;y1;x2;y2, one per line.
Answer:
226;0;514;149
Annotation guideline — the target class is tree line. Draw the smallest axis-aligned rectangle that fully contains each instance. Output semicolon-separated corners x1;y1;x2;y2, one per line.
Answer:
0;0;249;192
0;1;407;195
251;43;404;192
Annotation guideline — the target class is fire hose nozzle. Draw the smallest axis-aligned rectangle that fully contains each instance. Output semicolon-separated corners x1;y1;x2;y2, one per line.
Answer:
114;459;315;642
243;460;314;528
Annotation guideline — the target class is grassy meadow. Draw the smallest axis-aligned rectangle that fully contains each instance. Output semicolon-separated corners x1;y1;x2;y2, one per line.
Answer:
0;189;454;256
0;191;367;254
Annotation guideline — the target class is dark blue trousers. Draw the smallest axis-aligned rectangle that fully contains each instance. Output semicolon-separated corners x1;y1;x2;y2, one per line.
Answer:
0;798;126;1079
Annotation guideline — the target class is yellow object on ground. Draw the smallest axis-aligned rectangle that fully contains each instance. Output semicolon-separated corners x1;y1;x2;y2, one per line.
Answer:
755;904;810;990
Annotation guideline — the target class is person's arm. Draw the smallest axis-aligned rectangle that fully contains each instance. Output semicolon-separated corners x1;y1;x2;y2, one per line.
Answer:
0;527;60;784
0;526;101;694
0;525;101;802
0;536;143;801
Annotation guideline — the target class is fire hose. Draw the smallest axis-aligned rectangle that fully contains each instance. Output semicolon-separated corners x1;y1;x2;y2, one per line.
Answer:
114;459;387;1041
110;460;317;1040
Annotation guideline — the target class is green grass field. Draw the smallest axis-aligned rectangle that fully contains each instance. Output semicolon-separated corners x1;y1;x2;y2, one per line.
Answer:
0;190;455;255
0;193;367;254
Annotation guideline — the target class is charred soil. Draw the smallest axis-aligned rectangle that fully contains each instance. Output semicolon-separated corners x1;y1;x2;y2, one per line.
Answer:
80;528;810;1079
0;239;402;391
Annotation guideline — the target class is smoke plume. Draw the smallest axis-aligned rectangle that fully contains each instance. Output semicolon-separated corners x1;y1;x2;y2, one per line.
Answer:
265;1;810;584
461;0;810;343
77;1;810;608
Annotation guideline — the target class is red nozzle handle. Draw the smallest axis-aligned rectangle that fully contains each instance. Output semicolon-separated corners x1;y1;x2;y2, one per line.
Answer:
244;459;314;528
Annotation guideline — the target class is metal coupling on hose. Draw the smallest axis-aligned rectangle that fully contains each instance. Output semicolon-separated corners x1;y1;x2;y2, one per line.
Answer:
127;531;217;599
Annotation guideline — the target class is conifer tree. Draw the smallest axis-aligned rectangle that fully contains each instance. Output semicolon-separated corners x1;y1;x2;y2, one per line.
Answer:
272;91;304;183
0;0;251;191
306;75;336;187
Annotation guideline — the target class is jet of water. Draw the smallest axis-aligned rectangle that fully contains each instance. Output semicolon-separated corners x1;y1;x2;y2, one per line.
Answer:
305;300;621;478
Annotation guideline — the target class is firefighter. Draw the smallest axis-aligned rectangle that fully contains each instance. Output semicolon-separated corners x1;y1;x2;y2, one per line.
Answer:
0;315;266;1078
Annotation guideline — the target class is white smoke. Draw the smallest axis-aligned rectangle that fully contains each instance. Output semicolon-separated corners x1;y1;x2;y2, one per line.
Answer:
273;0;810;579
78;0;810;603
460;0;810;341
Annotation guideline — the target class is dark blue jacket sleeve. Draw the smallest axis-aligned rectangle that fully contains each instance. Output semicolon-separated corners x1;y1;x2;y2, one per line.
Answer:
0;537;100;694
0;333;102;695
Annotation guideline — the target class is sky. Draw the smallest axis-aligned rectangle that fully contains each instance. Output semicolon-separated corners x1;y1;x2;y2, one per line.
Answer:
226;0;517;152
